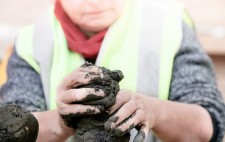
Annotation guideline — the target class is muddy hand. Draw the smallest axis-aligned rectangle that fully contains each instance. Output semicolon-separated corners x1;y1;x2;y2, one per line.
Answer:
73;63;127;142
67;62;124;109
56;62;124;128
57;64;110;127
105;90;159;142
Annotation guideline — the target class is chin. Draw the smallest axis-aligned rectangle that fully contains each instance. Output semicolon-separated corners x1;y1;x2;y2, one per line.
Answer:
82;24;109;32
80;19;114;32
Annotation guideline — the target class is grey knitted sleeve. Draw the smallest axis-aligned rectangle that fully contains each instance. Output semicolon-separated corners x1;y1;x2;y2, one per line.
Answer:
0;49;47;112
169;23;225;142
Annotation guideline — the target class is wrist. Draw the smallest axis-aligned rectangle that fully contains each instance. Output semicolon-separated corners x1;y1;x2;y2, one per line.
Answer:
32;110;74;142
55;112;74;139
54;111;74;140
138;94;166;130
147;97;167;130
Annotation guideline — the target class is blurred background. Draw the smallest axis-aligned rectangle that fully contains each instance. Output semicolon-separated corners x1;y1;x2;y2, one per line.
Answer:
0;0;52;58
0;0;224;141
2;0;224;95
0;0;52;84
0;1;225;92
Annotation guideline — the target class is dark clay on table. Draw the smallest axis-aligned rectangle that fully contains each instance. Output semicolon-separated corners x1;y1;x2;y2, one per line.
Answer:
0;104;39;142
62;62;130;142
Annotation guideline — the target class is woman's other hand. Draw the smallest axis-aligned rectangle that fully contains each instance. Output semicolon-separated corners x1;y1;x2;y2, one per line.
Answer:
105;90;213;142
105;90;160;142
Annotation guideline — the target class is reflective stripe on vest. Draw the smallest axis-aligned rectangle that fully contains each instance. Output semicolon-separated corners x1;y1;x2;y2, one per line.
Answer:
33;13;54;105
15;13;54;106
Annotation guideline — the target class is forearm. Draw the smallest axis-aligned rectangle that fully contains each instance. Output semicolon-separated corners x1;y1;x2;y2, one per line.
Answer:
168;22;225;141
32;110;74;142
152;99;213;142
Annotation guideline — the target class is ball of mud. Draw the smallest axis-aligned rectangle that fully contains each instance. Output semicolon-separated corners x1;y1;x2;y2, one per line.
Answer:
61;62;130;142
0;104;39;142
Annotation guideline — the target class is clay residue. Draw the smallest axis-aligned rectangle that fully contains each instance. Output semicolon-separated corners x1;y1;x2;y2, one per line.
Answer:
133;131;145;142
0;104;39;142
62;62;130;142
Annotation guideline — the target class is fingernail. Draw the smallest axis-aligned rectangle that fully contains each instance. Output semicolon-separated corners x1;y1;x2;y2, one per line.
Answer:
105;122;114;133
114;127;124;137
109;115;119;123
105;115;119;132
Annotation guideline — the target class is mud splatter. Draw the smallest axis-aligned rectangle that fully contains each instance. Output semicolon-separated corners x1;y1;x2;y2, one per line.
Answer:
105;116;119;132
0;104;38;142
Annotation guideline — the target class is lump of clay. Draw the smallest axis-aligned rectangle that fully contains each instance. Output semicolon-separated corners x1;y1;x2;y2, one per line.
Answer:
0;104;39;142
61;62;130;142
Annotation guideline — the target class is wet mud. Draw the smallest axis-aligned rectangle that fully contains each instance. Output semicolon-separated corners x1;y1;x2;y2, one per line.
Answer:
62;62;130;142
0;104;38;142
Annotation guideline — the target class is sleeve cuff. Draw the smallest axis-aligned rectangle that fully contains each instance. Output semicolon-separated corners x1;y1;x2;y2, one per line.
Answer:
208;111;219;142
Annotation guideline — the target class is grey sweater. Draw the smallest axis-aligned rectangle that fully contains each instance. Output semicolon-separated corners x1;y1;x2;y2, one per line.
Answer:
0;23;225;141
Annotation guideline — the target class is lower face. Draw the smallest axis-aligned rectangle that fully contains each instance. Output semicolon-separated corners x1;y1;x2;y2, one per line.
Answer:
60;0;126;32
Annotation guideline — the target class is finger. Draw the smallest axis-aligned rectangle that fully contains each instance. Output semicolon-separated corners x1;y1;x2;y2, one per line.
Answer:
58;72;99;90
133;125;149;142
100;68;124;82
66;71;103;89
80;63;101;72
109;90;132;115
105;98;137;131
57;103;104;116
79;63;101;71
84;91;116;107
84;80;119;106
59;88;106;104
113;109;145;136
67;67;113;89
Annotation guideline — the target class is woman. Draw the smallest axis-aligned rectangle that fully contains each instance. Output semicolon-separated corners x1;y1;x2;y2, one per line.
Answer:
0;0;225;141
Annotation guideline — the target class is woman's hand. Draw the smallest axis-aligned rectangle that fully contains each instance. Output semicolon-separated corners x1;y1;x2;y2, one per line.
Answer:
105;90;161;142
56;64;110;127
105;90;213;142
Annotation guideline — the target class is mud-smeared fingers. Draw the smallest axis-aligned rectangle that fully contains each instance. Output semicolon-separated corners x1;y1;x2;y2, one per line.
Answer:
109;70;124;82
59;88;106;104
100;67;124;82
57;103;104;116
109;90;132;115
133;125;149;142
82;80;118;106
113;109;145;137
105;99;137;132
68;71;103;88
58;67;103;90
82;91;116;107
80;63;101;72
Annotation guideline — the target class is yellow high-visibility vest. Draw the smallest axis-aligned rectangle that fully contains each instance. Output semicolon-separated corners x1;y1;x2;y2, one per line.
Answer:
15;0;193;141
16;0;192;109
